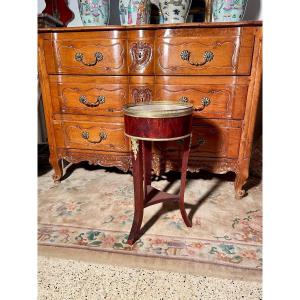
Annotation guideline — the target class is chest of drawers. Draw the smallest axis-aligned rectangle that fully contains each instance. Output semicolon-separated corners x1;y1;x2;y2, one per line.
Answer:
38;21;262;199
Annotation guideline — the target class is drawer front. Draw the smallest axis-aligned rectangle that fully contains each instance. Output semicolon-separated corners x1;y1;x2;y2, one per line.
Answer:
155;28;254;75
189;121;241;158
155;119;241;159
50;76;128;116
155;83;248;119
54;120;129;152
45;33;127;75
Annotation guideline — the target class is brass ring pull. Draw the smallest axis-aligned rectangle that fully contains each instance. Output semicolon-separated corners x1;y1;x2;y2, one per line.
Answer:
79;95;105;107
81;131;107;143
179;96;189;103
75;52;103;66
180;50;214;67
194;97;211;111
190;137;206;149
197;137;206;145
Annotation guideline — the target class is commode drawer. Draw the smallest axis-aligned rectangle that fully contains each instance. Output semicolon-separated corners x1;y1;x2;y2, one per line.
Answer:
50;76;128;116
155;27;254;75
156;119;242;159
44;31;127;75
53;120;129;152
189;120;241;158
155;82;248;120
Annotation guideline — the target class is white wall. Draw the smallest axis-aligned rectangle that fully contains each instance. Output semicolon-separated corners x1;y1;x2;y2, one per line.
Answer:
38;0;262;27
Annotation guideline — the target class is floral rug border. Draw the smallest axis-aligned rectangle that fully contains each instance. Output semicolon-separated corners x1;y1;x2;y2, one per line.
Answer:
38;224;262;271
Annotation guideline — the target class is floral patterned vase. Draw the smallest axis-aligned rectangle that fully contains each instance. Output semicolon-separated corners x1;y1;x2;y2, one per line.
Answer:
150;0;192;24
78;0;110;26
119;0;151;25
212;0;248;22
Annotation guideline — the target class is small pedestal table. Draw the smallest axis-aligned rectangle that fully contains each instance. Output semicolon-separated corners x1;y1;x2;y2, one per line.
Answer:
123;101;194;245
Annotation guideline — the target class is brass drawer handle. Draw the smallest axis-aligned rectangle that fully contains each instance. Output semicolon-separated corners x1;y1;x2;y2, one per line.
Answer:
75;52;103;66
81;131;107;144
179;96;211;111
194;97;211;111
180;50;214;67
79;95;105;107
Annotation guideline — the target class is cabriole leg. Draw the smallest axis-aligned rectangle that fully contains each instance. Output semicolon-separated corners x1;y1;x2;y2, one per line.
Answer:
234;168;249;199
49;155;63;183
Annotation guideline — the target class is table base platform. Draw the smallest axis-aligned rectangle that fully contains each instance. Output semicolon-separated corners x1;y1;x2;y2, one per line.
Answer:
144;185;179;207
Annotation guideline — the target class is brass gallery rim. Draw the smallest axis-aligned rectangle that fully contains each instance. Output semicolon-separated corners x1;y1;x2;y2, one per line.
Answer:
123;101;193;118
124;133;191;142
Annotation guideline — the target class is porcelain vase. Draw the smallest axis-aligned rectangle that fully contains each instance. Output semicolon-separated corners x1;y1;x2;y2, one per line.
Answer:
212;0;248;22
78;0;110;26
150;0;192;24
119;0;151;25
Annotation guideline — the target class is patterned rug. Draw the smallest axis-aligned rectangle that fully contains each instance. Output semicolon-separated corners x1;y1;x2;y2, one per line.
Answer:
38;156;262;273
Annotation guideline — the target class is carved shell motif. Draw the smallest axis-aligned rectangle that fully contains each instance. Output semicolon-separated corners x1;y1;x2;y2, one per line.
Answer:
132;87;152;103
130;41;152;71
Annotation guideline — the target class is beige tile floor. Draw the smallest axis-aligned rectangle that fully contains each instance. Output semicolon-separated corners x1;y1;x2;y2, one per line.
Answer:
38;255;262;300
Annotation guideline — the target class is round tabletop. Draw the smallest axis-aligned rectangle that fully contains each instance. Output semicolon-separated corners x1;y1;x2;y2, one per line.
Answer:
123;101;193;141
123;101;193;118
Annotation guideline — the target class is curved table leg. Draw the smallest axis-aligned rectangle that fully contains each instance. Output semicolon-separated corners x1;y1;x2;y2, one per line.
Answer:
127;138;144;245
179;136;192;227
142;141;152;199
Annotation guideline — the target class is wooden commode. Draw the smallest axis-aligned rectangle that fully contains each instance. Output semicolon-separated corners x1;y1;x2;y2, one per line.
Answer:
38;21;262;199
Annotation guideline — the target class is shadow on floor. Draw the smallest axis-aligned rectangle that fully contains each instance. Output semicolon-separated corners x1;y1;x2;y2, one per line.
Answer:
38;144;52;177
60;161;128;181
139;177;223;238
38;144;129;179
138;168;261;238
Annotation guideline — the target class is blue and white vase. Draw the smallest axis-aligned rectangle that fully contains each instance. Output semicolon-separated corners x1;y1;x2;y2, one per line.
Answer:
78;0;110;26
150;0;192;24
212;0;248;22
119;0;151;25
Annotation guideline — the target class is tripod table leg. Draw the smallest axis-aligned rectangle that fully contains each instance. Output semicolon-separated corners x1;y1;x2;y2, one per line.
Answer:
127;138;144;245
142;140;152;199
179;136;192;227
